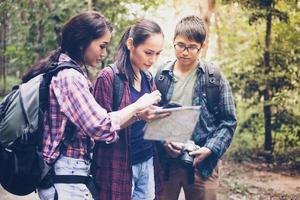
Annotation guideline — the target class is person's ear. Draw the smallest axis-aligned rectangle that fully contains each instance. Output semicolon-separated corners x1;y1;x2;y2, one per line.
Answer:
126;37;134;50
201;40;207;49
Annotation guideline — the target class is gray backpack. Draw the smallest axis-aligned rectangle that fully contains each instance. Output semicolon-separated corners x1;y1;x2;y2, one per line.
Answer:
0;61;81;195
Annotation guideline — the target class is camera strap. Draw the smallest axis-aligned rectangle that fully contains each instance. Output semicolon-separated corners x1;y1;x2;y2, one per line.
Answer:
163;158;196;184
186;166;195;184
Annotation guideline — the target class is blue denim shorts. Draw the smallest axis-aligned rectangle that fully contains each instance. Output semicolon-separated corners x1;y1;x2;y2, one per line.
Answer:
131;157;155;200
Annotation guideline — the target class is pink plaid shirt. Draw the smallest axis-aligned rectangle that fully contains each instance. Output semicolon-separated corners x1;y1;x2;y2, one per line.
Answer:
42;54;120;163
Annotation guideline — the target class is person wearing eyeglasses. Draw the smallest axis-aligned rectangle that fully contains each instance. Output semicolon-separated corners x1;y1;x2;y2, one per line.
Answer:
155;15;237;200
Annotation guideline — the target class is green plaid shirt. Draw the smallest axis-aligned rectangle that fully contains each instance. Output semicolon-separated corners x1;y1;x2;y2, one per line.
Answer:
157;60;237;179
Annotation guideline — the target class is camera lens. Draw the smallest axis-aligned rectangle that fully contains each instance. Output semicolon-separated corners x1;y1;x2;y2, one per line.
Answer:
179;149;194;167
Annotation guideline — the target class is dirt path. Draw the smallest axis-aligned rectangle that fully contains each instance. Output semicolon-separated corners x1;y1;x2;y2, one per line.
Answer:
1;161;300;199
218;161;300;200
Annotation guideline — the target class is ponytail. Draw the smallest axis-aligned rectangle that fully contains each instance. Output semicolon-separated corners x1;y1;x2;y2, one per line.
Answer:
114;26;136;86
22;48;62;83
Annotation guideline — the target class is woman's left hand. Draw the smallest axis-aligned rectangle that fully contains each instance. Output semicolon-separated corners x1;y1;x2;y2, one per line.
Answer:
189;147;212;166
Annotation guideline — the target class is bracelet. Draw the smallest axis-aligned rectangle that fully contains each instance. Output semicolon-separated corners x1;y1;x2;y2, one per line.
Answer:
132;112;141;122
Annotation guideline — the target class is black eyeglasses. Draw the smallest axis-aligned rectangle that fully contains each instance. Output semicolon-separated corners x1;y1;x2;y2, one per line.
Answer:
174;43;201;53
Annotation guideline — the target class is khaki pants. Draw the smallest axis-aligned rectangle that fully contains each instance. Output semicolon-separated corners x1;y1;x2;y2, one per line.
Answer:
158;162;219;200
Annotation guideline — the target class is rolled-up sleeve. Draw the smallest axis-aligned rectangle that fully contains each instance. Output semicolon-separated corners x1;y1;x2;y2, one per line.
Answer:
51;69;120;142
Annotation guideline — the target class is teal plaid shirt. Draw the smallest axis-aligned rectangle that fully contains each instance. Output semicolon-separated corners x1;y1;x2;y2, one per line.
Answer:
158;60;237;179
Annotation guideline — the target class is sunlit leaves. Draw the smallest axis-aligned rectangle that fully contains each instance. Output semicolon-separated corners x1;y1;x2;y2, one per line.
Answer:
218;0;300;152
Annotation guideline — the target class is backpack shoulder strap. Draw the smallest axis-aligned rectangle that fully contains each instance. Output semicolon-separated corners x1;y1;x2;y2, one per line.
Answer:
39;61;83;111
154;61;173;106
48;61;83;78
38;61;84;160
108;64;124;111
204;62;221;118
42;61;83;92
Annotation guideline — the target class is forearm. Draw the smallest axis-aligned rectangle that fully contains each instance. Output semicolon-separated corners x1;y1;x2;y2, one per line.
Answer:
204;120;236;158
114;103;140;128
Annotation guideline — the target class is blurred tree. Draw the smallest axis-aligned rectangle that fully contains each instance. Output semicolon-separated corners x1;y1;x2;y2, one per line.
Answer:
0;0;164;93
219;0;300;156
92;0;163;67
0;0;11;95
198;0;216;56
0;0;86;84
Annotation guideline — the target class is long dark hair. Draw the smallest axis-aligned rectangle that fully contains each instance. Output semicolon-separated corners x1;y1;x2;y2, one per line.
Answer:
22;11;113;83
114;19;163;85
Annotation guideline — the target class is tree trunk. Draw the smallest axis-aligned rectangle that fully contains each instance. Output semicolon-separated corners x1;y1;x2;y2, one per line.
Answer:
45;1;61;46
88;0;93;11
0;11;8;95
263;11;272;152
214;11;222;55
198;0;216;57
45;0;53;11
34;1;44;63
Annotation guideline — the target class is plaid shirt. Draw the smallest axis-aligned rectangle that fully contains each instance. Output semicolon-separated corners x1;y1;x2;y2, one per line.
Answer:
93;65;162;200
42;54;120;164
158;60;237;179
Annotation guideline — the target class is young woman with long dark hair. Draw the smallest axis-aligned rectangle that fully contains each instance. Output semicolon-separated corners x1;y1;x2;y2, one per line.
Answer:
93;19;167;200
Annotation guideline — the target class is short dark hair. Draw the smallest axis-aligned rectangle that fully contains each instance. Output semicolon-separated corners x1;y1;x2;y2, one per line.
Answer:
174;15;206;44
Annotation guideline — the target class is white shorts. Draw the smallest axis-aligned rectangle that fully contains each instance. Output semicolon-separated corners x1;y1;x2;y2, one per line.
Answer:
38;156;93;200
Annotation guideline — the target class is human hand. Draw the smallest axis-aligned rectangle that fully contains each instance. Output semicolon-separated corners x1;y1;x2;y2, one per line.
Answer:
137;106;171;121
163;141;184;158
134;90;161;111
189;147;212;166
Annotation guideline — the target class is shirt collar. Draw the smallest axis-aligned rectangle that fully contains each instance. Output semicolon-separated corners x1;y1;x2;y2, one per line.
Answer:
160;59;205;75
58;53;89;78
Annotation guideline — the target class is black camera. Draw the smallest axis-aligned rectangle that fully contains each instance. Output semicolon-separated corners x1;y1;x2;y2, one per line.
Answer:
178;140;197;168
178;148;194;167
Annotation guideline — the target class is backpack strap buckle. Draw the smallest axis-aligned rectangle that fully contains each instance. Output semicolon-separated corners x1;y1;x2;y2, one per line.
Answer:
158;74;165;81
209;77;216;84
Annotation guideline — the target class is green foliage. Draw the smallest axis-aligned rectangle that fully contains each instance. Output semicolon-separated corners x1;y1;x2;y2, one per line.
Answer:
218;1;300;163
0;75;20;101
1;0;299;167
1;0;87;79
225;102;265;162
93;0;164;67
0;0;162;94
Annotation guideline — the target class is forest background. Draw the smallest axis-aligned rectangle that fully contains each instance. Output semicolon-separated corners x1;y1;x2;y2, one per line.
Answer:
0;0;299;199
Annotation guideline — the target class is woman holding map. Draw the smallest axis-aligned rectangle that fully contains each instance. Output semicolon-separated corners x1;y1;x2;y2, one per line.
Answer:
93;19;169;200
